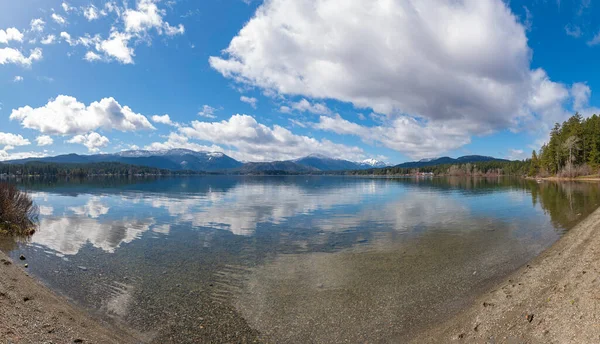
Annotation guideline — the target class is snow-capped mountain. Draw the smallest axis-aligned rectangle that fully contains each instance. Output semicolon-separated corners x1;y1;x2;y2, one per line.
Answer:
359;159;387;168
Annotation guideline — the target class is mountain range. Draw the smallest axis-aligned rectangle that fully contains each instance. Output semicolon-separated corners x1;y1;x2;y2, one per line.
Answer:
4;150;507;173
392;155;508;169
4;149;387;172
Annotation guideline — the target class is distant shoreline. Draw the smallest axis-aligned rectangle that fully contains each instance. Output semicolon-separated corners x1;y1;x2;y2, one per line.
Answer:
412;206;600;343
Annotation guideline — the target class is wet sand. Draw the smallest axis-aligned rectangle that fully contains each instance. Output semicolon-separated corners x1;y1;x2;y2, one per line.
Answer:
413;206;600;343
0;251;140;343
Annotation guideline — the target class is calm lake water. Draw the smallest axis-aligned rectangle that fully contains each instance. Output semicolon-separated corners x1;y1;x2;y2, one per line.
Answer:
2;176;600;343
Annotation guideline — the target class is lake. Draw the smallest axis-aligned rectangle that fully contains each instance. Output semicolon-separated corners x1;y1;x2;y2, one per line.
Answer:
1;176;599;343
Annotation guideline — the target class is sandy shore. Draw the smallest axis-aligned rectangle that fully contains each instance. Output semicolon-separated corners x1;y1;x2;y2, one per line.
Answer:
0;250;139;343
412;206;600;343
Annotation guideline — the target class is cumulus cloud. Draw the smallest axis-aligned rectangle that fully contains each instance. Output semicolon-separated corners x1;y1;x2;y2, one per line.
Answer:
0;28;24;44
0;150;48;162
198;105;218;119
145;132;224;152
280;99;332;115
240;96;257;108
123;0;184;36
68;0;184;64
51;13;67;25
68;132;110;152
36;135;54;146
315;114;472;159
97;31;134;64
151;114;178;126
84;5;100;21
30;19;45;32
0;48;43;66
0;132;30;148
506;148;528;161
84;51;102;62
209;0;583;157
13;76;23;82
41;34;56;45
174;114;365;161
10;95;155;135
62;2;75;13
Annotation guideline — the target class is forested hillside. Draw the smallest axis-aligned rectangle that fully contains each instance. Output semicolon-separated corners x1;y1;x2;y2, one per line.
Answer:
530;113;600;177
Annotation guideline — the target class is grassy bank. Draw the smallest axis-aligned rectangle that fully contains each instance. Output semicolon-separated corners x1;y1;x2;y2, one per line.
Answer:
0;182;38;236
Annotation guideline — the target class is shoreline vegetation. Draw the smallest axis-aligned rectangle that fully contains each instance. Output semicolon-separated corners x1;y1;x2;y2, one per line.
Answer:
0;183;38;236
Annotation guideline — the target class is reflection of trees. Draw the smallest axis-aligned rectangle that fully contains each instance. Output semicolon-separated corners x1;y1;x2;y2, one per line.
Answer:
530;181;600;230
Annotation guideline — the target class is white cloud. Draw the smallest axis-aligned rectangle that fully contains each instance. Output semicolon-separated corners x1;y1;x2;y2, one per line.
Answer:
60;31;72;44
506;149;528;160
0;132;30;148
36;135;54;146
565;24;582;38
240;96;258;108
0;48;43;66
59;0;183;64
30;19;45;32
13;76;23;82
41;34;56;45
210;0;582;157
0;150;48;162
51;13;67;25
62;2;75;13
68;132;110;152
97;31;134;64
10;95;155;135
588;31;600;46
84;51;102;62
280;99;331;115
164;23;185;36
0;28;24;44
123;0;185;36
177;114;365;161
145;132;224;152
198;105;218;118
315;114;471;159
151;114;178;126
84;5;100;21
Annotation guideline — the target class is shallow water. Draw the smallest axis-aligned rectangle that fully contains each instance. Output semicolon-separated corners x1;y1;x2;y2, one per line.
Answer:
2;176;599;343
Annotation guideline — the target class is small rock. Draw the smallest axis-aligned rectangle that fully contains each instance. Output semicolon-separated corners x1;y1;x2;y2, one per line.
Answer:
483;302;495;307
458;333;466;339
19;255;26;261
3;260;11;266
73;339;84;343
526;314;534;323
24;264;28;268
23;296;31;302
474;323;480;332
473;271;477;275
77;266;88;271
176;284;181;287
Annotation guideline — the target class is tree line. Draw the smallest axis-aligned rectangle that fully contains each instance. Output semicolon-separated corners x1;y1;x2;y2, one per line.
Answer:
530;113;600;177
0;162;204;177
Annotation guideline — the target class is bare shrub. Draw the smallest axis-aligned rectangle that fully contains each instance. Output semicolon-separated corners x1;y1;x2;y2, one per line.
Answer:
557;163;593;178
0;182;38;236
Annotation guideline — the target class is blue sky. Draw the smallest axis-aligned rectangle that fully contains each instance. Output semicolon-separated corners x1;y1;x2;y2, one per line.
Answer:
0;0;599;164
